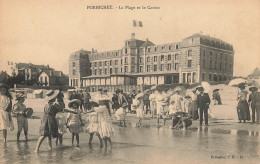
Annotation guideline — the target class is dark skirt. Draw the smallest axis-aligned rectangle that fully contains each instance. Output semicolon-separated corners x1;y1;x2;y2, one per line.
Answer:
237;100;251;121
190;101;199;120
39;115;59;138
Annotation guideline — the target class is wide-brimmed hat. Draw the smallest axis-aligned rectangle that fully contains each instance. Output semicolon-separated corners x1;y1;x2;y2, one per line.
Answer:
249;86;258;92
45;90;59;101
16;93;25;100
68;99;81;108
0;83;9;90
213;89;220;92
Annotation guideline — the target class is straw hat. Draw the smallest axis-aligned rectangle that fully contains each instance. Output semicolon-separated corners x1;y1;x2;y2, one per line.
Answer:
16;93;25;100
45;90;59;101
68;99;81;108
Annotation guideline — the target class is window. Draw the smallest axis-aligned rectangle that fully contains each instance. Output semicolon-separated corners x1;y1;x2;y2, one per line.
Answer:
139;66;143;72
110;68;112;74
115;52;118;56
214;61;217;69
115;60;118;65
99;61;102;66
147;47;151;52
202;73;205;81
175;54;179;60
154;56;157;62
125;48;127;54
183;73;186;83
90;63;92;67
94;62;97;67
188;60;192;67
153;65;157;71
125;57;128;64
162;45;165;50
188;50;192;57
104;69;107;74
175;63;179;70
147;57;150;62
210;51;213;56
220;63;222;70
104;61;107;66
169;45;172;50
220;53;223;60
167;64;171;70
99;69;102;75
154;47;157;51
160;64;164;71
139;57;143;64
203;50;206;56
131;57;135;64
168;54;171;60
94;69;97;75
176;44;179;49
115;68;118;73
73;70;76;75
121;67;123;72
121;59;123;65
209;74;212;81
40;77;43;83
147;65;150;72
161;55;164;61
203;59;206;68
73;62;76;67
110;60;112;66
124;66;128;72
131;66;135;72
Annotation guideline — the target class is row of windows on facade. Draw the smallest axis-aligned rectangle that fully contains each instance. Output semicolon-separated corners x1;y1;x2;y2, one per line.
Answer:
76;54;181;68
202;59;232;71
202;49;232;62
75;63;181;76
87;43;181;60
201;73;231;82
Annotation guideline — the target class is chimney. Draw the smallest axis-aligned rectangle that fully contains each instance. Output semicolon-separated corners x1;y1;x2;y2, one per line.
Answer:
131;33;135;39
146;38;149;42
92;48;95;53
47;64;49;68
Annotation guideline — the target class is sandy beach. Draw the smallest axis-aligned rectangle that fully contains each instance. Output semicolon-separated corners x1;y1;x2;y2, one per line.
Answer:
0;84;259;164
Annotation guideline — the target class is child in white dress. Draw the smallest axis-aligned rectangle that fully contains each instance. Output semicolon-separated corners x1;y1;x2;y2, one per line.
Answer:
115;103;128;127
66;99;84;147
86;102;103;148
88;100;114;149
55;111;67;146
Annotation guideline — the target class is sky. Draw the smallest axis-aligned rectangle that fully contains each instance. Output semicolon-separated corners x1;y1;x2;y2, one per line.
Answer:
0;0;259;76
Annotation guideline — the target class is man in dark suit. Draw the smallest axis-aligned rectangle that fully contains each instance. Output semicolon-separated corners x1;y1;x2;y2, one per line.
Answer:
197;87;211;126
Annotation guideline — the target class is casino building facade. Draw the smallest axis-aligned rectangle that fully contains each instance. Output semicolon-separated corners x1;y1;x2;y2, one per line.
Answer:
69;33;234;89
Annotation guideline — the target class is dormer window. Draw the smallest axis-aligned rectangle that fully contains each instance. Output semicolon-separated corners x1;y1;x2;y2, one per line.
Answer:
154;46;157;51
147;47;151;52
169;45;172;50
162;45;165;50
175;44;179;49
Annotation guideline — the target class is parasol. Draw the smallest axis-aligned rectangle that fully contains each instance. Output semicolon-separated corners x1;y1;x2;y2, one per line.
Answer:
228;78;246;86
172;86;186;96
201;81;211;93
135;92;144;99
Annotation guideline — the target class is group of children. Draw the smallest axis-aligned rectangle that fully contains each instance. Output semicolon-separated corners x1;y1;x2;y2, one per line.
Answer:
2;88;114;153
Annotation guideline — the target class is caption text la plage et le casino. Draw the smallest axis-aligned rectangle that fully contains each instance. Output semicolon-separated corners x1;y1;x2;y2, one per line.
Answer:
86;5;160;10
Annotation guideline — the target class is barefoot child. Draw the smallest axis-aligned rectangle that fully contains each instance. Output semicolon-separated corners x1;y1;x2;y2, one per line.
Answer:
88;100;114;149
66;99;84;147
55;110;67;146
12;93;28;142
34;90;60;153
115;103;128;127
85;102;103;147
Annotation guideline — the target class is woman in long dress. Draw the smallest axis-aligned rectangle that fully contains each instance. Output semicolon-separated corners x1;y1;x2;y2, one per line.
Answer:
34;90;61;153
190;89;199;120
237;84;251;123
0;83;14;142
